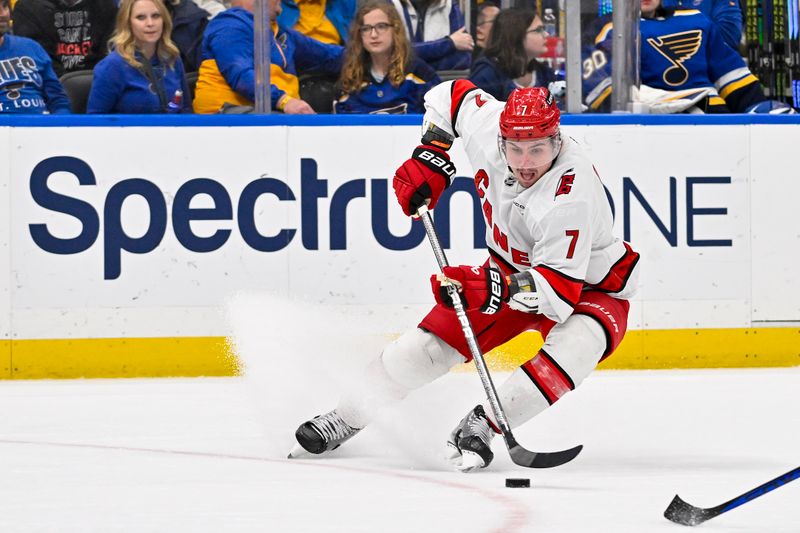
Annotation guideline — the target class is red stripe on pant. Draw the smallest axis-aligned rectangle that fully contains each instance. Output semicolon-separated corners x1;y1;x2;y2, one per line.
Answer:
520;349;575;405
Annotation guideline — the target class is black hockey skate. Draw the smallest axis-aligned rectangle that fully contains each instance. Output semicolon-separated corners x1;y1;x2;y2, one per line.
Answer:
288;410;361;458
446;405;496;472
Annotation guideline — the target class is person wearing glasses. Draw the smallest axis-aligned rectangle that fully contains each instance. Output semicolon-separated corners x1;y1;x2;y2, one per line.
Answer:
334;0;439;113
468;8;559;102
472;1;499;60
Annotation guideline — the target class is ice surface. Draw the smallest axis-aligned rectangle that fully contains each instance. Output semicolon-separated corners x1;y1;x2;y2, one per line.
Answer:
1;293;798;532
2;370;799;532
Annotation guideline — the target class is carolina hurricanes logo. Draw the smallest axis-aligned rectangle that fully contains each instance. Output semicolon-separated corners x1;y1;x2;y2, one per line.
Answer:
475;94;487;107
555;173;575;197
647;30;703;86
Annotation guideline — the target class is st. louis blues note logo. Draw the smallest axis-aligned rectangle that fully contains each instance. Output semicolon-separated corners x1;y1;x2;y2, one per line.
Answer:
646;30;702;86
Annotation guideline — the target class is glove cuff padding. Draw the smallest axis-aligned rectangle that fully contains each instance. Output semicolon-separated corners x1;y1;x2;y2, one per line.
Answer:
508;270;536;296
507;270;540;313
411;145;456;188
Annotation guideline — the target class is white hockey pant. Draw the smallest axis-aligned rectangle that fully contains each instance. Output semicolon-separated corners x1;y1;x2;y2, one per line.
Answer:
336;328;465;429
483;314;606;429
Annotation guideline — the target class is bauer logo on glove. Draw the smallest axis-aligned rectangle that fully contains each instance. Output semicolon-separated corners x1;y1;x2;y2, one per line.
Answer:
393;145;455;217
431;265;509;314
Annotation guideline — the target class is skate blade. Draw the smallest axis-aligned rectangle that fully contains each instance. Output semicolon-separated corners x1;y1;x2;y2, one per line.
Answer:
455;450;486;473
445;441;462;462
287;442;309;459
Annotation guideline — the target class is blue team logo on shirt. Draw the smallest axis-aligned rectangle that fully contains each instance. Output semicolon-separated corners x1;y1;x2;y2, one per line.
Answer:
0;56;44;91
646;30;703;86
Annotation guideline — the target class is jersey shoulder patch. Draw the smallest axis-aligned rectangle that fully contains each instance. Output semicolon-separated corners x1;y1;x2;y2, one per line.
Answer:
555;169;576;198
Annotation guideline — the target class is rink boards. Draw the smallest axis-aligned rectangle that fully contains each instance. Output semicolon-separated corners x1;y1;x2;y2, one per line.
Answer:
0;114;798;378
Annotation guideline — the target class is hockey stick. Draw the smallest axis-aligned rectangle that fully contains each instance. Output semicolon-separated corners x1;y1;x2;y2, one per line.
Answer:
417;206;582;469
664;465;800;526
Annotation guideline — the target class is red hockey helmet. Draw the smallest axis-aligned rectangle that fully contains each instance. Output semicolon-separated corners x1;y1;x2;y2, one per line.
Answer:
499;87;560;140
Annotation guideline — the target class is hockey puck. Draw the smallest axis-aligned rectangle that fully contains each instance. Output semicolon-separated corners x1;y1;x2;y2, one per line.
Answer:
505;478;530;488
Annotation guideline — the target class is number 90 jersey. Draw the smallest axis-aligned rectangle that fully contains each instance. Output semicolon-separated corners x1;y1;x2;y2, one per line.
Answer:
422;80;640;323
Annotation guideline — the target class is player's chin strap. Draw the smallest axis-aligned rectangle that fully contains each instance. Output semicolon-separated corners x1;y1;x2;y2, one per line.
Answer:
417;205;582;469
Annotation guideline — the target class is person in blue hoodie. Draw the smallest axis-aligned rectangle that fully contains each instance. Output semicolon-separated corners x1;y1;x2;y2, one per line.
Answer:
0;0;70;114
193;0;344;113
278;0;356;45
469;8;558;102
88;0;192;113
334;0;439;113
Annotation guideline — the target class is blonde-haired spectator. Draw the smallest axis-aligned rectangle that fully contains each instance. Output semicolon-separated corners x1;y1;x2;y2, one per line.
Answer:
88;0;191;113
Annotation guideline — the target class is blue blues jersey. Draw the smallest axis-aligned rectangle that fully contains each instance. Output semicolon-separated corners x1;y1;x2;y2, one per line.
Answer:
662;0;742;49
0;35;70;114
583;9;764;113
333;58;440;114
87;51;192;114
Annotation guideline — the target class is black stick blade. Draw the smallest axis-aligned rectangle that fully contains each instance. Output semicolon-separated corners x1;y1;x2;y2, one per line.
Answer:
664;495;719;526
509;443;583;469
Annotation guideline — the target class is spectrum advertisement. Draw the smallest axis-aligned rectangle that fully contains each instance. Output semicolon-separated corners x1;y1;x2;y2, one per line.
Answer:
0;121;798;374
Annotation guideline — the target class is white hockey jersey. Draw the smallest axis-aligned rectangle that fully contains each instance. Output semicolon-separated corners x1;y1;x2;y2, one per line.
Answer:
423;80;640;323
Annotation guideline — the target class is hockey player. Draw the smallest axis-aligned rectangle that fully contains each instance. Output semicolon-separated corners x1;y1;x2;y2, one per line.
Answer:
290;81;640;472
583;0;792;113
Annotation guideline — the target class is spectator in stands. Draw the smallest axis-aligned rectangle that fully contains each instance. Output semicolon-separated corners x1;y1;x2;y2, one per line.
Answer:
191;0;226;18
334;0;439;113
662;0;742;49
468;8;558;102
166;0;209;72
87;0;191;113
0;0;71;113
389;0;473;71
278;0;355;45
582;0;793;113
472;0;498;59
111;0;226;18
12;0;117;76
193;0;342;113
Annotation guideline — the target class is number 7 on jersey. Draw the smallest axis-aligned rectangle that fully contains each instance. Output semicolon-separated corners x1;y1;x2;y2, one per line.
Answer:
565;230;580;259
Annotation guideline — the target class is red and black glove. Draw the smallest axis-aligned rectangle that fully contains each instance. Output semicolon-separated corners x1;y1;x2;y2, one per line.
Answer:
430;265;509;315
393;145;456;216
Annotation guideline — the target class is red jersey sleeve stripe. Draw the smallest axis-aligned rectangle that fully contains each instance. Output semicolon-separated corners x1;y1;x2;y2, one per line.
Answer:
593;242;640;293
450;80;478;135
534;264;583;307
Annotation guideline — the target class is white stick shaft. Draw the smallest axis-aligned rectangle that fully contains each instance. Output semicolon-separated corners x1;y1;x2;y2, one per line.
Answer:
417;206;513;435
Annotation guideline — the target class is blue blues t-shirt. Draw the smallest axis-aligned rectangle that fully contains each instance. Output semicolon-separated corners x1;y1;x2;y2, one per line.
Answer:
333;58;440;114
0;35;71;114
87;50;192;113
